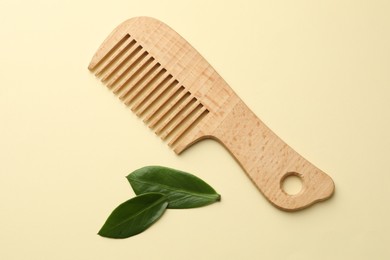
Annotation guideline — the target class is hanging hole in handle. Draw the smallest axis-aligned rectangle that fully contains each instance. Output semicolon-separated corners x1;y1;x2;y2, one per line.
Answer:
281;172;303;196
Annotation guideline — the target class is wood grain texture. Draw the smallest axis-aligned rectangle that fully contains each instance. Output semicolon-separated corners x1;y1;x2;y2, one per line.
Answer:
88;17;335;211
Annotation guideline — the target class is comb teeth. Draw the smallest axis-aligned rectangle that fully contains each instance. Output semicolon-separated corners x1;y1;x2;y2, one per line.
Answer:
89;34;209;149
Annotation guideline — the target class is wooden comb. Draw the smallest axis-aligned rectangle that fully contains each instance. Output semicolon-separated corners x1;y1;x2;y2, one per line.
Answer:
88;17;334;211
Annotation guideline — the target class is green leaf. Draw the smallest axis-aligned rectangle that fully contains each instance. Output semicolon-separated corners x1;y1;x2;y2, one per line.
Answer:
126;166;221;209
98;193;168;238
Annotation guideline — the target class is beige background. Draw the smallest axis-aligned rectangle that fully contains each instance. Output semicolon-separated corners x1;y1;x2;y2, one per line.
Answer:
1;0;389;259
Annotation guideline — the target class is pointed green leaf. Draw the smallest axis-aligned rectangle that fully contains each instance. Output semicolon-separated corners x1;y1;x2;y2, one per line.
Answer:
126;166;221;209
98;193;168;238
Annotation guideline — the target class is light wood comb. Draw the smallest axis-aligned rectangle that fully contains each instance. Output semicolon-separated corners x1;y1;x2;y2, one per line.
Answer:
88;17;334;211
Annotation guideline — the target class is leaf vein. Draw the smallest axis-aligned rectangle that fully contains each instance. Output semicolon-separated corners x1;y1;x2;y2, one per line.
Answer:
128;177;219;200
